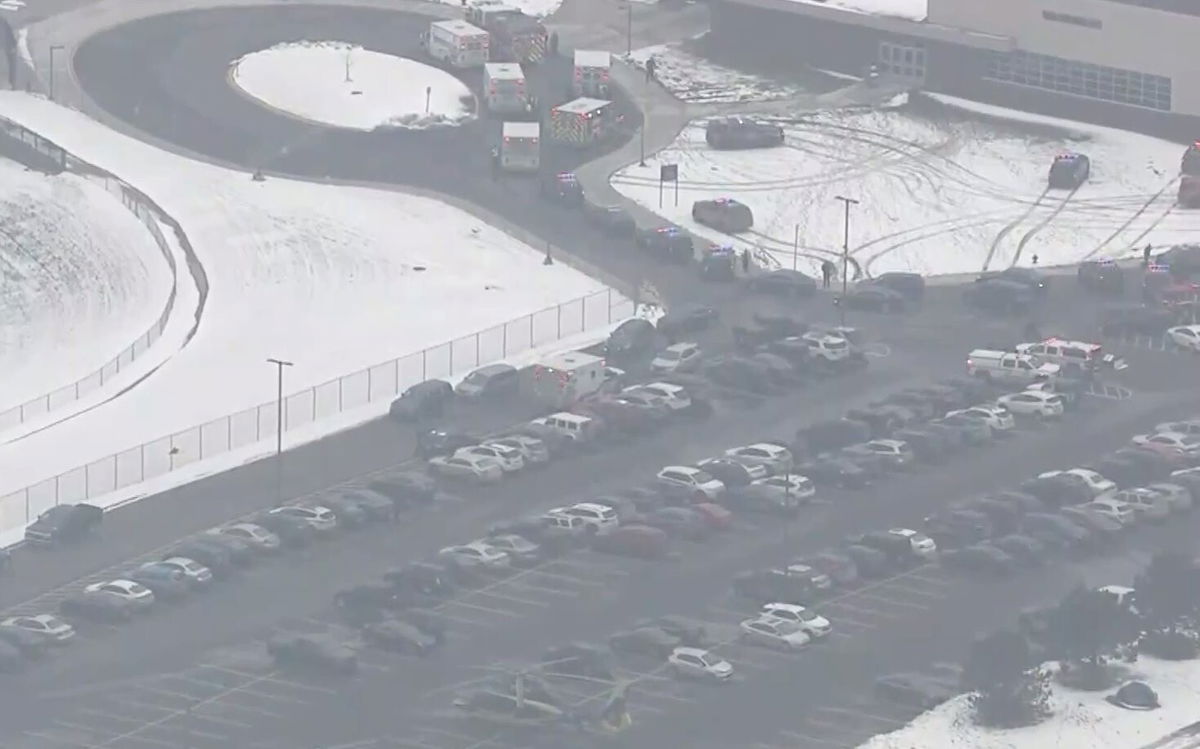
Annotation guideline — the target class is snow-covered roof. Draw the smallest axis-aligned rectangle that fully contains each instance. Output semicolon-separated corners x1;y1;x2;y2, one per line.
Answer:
485;62;525;80
502;121;539;138
539;351;602;371
431;19;489;37
554;97;610;114
574;50;611;69
783;0;927;22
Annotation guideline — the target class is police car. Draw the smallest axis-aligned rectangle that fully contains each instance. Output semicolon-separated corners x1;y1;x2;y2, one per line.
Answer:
1182;141;1200;176
705;117;785;150
691;198;754;233
635;224;694;264
1077;258;1123;295
1047;152;1090;189
1015;337;1126;376
539;171;584;206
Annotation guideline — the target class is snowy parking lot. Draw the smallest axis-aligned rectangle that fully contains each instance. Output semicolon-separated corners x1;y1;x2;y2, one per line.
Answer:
613;94;1200;279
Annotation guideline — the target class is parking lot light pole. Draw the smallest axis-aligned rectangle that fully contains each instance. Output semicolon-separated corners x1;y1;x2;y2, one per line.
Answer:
835;195;859;326
267;358;294;506
48;45;64;101
793;224;800;271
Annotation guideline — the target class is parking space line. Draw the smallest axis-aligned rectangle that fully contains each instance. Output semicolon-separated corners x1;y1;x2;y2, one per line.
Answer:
814;706;906;726
778;729;850;747
851;592;930;611
546;557;630;577
24;729;93;748
197;664;338;695
117;734;180;748
829;615;876;631
419;726;486;743
167;674;228;693
181;710;253;729
465;588;550;608
525;568;607;587
823;601;893;619
381;739;441;749
879;580;945;599
629;703;666;716
502;579;581;597
634;687;694;704
110;695;179;714
200;701;286;719
618;668;672;683
178;726;229;742
443;600;522;618
78;708;146;725
358;662;391;674
904;572;953;587
53;719;108;737
135;684;205;704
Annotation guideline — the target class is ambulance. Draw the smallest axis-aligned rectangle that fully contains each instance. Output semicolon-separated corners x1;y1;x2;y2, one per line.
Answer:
483;63;531;115
499;122;540;172
572;50;612;98
549;98;614;147
420;20;490;69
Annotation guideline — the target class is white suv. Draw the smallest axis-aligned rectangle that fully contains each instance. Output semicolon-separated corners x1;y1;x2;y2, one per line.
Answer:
546;502;620;532
656;466;726;500
801;332;850;362
997;391;1064;418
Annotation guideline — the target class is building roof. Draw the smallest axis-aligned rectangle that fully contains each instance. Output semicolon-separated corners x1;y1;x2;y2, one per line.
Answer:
502;121;540;138
485;62;525;79
574;49;611;68
554;97;611;114
431;19;489;36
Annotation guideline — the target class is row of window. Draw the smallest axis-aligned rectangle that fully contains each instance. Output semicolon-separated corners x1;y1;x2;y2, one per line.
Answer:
984;50;1172;112
1042;10;1103;28
1099;0;1200;17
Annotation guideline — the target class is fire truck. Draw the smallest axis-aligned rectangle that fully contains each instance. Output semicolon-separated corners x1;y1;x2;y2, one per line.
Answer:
465;0;548;64
483;63;532;115
549;98;614;148
420;20;490;69
499;121;540;172
572;50;611;98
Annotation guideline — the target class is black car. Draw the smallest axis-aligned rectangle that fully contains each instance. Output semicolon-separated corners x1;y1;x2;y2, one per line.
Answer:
753;312;809;337
794;455;870;489
1059;506;1123;538
361;619;439;655
1099;303;1175;337
583;201;635;236
169;538;239;574
839;285;906;313
952;497;1022;534
940;544;1017;576
384;562;458;600
989;490;1048;515
963;279;1035;315
1022;513;1091;550
976;267;1048;293
796;419;872;455
635;225;694;263
732;569;818;605
58;590;136;624
867;272;925;302
539;171;584;205
1047;152;1090;189
606;318;660;364
705;117;785;150
845;406;905;438
893;429;949;463
608;627;682;659
388;379;453;422
692;198;754;232
334;583;404;623
700;356;773;394
268;634;357;674
844;544;890;577
414;430;480;460
879;391;939;421
695;458;759;489
924;510;993;549
635;616;708;647
24;503;103;546
0;625;49;659
1077;260;1124;295
250;511;315;548
369;470;438;506
1019;475;1092;508
542;643;614;680
992;534;1050;566
743;266;817;297
126;565;191;602
848;531;923;564
657;304;718;341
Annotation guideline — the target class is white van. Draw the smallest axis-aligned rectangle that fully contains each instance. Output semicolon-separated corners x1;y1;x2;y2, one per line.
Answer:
528;412;600;444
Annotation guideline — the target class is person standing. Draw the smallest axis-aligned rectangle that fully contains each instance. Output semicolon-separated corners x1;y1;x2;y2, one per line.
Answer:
741;249;751;274
645;56;657;83
490;146;500;180
1143;244;1153;267
821;260;834;288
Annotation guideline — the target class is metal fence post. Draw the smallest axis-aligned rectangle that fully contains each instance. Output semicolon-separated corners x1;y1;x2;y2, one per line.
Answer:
529;314;534;345
227;416;232;450
113;458;118;493
449;344;454;375
503;324;508;356
311;387;317;421
475;332;480;366
256;405;263;441
140;444;146;481
557;304;562;339
422;349;427;380
608;288;613;323
25;490;30;523
54;475;61;507
581;297;586;330
338;377;344;411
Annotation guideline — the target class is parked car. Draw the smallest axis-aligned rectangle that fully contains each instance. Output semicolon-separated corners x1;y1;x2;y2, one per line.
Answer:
455;363;519;398
747;269;817;297
1078;259;1124;295
692;198;754;232
609;627;682;659
940;544;1017;576
668;647;733;681
361;619;439;655
0;614;75;645
590;525;669;559
428;453;504;483
867;272;925;302
388;379;453;421
839;285;906;313
58;590;137;624
24;503;102;546
739;616;811;650
267;634;357;674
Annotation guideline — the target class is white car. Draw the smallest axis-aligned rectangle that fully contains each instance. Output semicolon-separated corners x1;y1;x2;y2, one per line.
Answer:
627;382;692;412
651;342;703;374
1156;420;1200;438
801;332;850;362
739;616;812;650
947;405;1015;433
668;646;734;681
888;528;938;558
1;614;75;643
724;443;793;474
1038;468;1117;498
547;502;620;532
997;391;1065;418
154;557;213;586
760;603;832;638
85;579;155;608
748;474;815;503
1082;497;1138;526
698;456;768;481
783;563;832;590
211;522;281;551
1145;483;1194;513
656;466;726;500
1113;488;1172;521
456;443;525;473
1167;324;1200;352
491;434;551;465
438;541;511;568
428;453;504;483
1132;432;1200;457
269;504;338;532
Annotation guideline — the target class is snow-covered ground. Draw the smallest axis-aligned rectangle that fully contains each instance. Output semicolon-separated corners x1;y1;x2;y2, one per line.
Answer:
0;91;610;514
0;158;172;411
785;0;927;22
861;657;1200;749
627;44;807;103
230;42;475;131
435;0;562;17
612;94;1200;278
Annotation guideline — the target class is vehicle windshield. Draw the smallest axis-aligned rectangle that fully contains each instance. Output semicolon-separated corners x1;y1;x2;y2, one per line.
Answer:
661;350;683;361
693;471;715;484
462;370;489;385
774;620;803;635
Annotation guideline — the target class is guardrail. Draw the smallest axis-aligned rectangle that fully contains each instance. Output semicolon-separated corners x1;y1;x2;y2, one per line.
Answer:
0;287;634;534
0;116;182;433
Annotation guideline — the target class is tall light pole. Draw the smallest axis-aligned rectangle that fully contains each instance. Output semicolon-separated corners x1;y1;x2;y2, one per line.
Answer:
792;224;800;271
625;3;633;56
835;195;859;326
266;357;294;506
48;45;64;101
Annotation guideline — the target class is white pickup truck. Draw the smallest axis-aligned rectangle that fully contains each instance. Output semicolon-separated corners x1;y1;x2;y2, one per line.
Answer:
966;349;1060;386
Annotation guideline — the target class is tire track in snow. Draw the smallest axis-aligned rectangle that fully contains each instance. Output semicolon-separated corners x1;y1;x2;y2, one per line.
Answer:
981;187;1049;273
1083;176;1180;261
1010;185;1081;268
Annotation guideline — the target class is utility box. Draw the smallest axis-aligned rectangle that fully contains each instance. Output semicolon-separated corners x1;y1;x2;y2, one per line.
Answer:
522;351;607;408
500;121;540;172
549;97;613;147
421;20;490;69
572;50;612;97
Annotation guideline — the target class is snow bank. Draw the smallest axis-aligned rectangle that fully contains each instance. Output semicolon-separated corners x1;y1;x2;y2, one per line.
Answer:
784;0;927;22
860;657;1200;749
231;42;475;131
0;158;172;411
0;91;609;507
627;44;806;103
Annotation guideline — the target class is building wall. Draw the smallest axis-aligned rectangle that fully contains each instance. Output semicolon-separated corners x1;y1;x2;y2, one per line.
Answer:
925;0;1200;115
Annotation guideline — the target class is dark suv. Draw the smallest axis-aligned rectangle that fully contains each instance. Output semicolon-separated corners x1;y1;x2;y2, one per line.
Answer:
705;117;785;150
539;172;584;206
388;379;453;422
1047;152;1090;189
635;225;694;263
691;198;754;232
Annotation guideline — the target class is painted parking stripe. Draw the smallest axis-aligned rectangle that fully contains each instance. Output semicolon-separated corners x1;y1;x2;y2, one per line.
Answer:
805;715;865;737
813;706;906;726
526;568;608;587
168;673;231;693
24;729;95;748
878;581;945;599
546;556;631;577
115;733;180;748
829;614;876;630
110;694;183;714
198;665;337;695
137;683;208;704
442;599;522;618
200;701;286;719
904;571;953;587
824;600;898;619
178;710;253;729
634;686;694;704
79;707;151;725
52;719;109;738
464;587;550;607
778;728;851;747
418;726;488;744
851;592;930;611
176;726;230;742
828;631;855;641
501;579;581;597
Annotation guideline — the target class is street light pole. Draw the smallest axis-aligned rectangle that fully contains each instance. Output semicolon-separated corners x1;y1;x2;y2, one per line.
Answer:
48;45;64;101
626;4;633;56
266;357;294;506
792;224;800;271
834;195;859;326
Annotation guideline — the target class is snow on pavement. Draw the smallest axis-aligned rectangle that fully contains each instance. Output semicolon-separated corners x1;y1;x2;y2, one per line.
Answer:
611;97;1199;278
0;158;172;411
860;657;1200;749
628;44;807;103
0;91;607;503
231;42;475;131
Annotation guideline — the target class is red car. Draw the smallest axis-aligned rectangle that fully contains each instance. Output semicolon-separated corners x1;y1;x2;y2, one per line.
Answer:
692;502;733;531
591;525;669;559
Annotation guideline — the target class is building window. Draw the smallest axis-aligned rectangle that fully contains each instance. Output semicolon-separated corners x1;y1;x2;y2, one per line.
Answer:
1099;0;1200;17
1042;10;1103;28
985;50;1172;111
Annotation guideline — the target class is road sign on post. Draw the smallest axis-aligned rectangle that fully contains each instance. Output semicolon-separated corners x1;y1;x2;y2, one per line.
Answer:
659;163;678;209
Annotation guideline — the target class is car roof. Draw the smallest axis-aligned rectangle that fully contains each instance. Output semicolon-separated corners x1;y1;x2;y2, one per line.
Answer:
572;501;615;512
673;646;709;658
